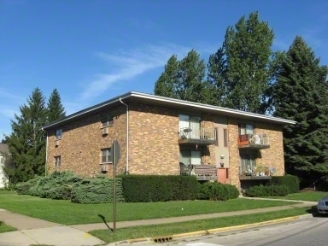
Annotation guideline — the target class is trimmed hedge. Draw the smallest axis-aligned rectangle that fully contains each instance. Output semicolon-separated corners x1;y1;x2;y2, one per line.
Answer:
270;175;300;193
71;177;125;204
245;184;289;197
199;181;239;201
121;175;199;202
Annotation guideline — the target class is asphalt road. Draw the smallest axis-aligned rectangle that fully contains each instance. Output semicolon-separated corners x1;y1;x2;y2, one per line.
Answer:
168;215;328;246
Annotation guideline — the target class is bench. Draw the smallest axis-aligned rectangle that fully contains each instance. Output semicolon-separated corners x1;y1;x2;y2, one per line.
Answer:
194;165;217;180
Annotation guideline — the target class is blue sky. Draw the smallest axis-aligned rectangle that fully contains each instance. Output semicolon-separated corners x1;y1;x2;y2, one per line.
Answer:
1;0;328;140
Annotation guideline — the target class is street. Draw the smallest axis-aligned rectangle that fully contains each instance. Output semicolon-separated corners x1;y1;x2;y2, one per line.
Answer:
166;215;328;246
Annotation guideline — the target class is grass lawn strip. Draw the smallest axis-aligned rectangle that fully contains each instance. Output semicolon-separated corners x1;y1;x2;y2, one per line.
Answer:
89;207;312;244
0;194;299;225
275;192;328;202
0;221;16;233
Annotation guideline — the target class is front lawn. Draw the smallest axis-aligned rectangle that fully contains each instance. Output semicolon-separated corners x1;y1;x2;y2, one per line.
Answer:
0;221;16;233
90;207;311;244
0;193;298;225
272;192;328;202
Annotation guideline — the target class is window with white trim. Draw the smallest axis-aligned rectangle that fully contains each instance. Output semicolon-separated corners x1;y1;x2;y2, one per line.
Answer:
101;115;113;128
54;156;61;167
238;123;254;135
101;148;112;163
55;129;62;139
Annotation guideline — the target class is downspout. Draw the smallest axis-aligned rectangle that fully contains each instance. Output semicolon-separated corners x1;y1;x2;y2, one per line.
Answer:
119;98;129;174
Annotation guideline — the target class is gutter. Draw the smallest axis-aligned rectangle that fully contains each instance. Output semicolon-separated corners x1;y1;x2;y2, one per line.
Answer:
119;98;129;174
41;128;48;176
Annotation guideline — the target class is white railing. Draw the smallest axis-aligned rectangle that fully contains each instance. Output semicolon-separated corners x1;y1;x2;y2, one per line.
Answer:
179;128;217;140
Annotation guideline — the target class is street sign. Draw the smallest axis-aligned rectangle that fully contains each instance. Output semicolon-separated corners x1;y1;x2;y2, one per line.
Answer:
111;140;120;168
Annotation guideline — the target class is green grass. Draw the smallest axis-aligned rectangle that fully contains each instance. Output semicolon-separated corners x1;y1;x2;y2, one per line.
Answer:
0;193;298;225
271;191;328;202
0;189;16;195
90;207;312;244
0;221;16;233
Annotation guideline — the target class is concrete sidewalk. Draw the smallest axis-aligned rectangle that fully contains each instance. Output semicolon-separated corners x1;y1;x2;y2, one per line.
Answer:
0;199;317;246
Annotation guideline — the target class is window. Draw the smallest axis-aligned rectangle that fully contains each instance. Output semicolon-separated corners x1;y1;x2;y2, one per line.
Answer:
101;148;112;163
223;129;228;147
101;115;113;128
239;123;254;135
55;129;62;139
54;156;61;167
240;151;256;175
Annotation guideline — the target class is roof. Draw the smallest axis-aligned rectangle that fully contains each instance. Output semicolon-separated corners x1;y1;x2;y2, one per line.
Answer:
42;91;296;130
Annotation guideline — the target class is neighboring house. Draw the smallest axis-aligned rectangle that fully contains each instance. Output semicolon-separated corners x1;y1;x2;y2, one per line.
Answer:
0;143;9;188
42;91;295;190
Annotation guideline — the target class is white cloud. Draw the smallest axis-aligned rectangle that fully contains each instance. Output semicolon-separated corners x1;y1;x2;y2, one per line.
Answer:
80;44;191;100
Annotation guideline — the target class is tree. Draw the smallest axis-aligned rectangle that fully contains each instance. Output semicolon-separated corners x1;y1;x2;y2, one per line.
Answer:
154;50;206;102
273;36;328;179
208;11;278;113
154;55;179;98
5;88;47;183
47;88;66;123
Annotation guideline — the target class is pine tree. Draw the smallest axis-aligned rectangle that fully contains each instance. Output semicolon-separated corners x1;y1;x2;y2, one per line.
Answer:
47;88;66;123
154;55;179;98
208;11;277;113
154;50;206;103
273;36;328;179
5;88;47;183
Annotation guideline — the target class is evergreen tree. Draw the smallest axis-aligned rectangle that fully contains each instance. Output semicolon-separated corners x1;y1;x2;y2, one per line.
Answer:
154;50;206;102
273;36;328;179
202;48;227;106
47;88;66;123
208;11;278;113
5;88;47;183
154;55;179;98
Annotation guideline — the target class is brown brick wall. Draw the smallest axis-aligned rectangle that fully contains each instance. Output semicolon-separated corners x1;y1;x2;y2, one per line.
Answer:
47;105;127;177
128;103;180;175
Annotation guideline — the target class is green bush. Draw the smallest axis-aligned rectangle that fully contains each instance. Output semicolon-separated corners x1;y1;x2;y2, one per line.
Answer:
199;181;239;201
245;184;288;197
270;175;300;193
121;175;199;202
15;171;82;200
71;177;125;204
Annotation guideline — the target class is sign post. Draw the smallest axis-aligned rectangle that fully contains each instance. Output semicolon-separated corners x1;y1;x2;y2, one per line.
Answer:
111;140;120;232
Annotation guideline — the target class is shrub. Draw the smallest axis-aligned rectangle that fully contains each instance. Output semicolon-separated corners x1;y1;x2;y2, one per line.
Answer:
199;181;239;201
121;175;199;202
71;177;125;204
15;177;41;195
245;184;288;197
270;175;300;193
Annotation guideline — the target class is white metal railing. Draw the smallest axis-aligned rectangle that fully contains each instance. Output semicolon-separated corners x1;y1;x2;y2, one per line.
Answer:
179;127;217;140
238;134;269;146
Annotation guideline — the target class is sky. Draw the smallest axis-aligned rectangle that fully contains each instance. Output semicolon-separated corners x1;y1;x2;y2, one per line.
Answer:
1;0;328;139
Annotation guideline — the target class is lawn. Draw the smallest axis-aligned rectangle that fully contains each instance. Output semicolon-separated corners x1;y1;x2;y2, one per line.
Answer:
90;207;312;244
0;193;298;225
0;221;16;233
272;191;328;202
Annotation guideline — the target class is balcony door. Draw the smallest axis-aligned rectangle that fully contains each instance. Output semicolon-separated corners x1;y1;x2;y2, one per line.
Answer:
180;149;201;165
179;114;200;139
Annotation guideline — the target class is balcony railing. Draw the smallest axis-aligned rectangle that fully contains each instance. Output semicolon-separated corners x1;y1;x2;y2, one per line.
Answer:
178;127;217;145
238;134;270;149
180;163;217;181
239;165;273;180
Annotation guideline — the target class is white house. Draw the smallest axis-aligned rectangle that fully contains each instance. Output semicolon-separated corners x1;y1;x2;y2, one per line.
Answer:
0;144;9;188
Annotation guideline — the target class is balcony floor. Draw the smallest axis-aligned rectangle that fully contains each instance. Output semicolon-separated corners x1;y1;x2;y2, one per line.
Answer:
179;138;216;145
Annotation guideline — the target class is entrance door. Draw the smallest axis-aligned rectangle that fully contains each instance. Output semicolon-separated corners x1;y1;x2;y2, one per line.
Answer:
179;115;190;138
191;150;201;165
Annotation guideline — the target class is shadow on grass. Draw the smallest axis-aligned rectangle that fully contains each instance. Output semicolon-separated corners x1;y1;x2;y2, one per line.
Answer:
98;214;113;232
305;206;328;218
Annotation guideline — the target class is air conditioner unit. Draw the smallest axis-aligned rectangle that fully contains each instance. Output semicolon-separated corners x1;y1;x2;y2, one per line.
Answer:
102;128;108;135
101;164;107;172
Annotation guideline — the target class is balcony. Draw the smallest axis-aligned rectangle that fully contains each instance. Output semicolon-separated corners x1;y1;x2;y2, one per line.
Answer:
178;127;217;145
238;134;270;149
180;163;217;181
239;165;273;180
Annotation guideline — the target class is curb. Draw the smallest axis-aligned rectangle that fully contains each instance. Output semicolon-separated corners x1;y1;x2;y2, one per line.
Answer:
107;214;312;245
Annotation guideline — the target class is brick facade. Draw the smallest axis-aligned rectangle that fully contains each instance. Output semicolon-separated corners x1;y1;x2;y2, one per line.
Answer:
46;100;286;191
